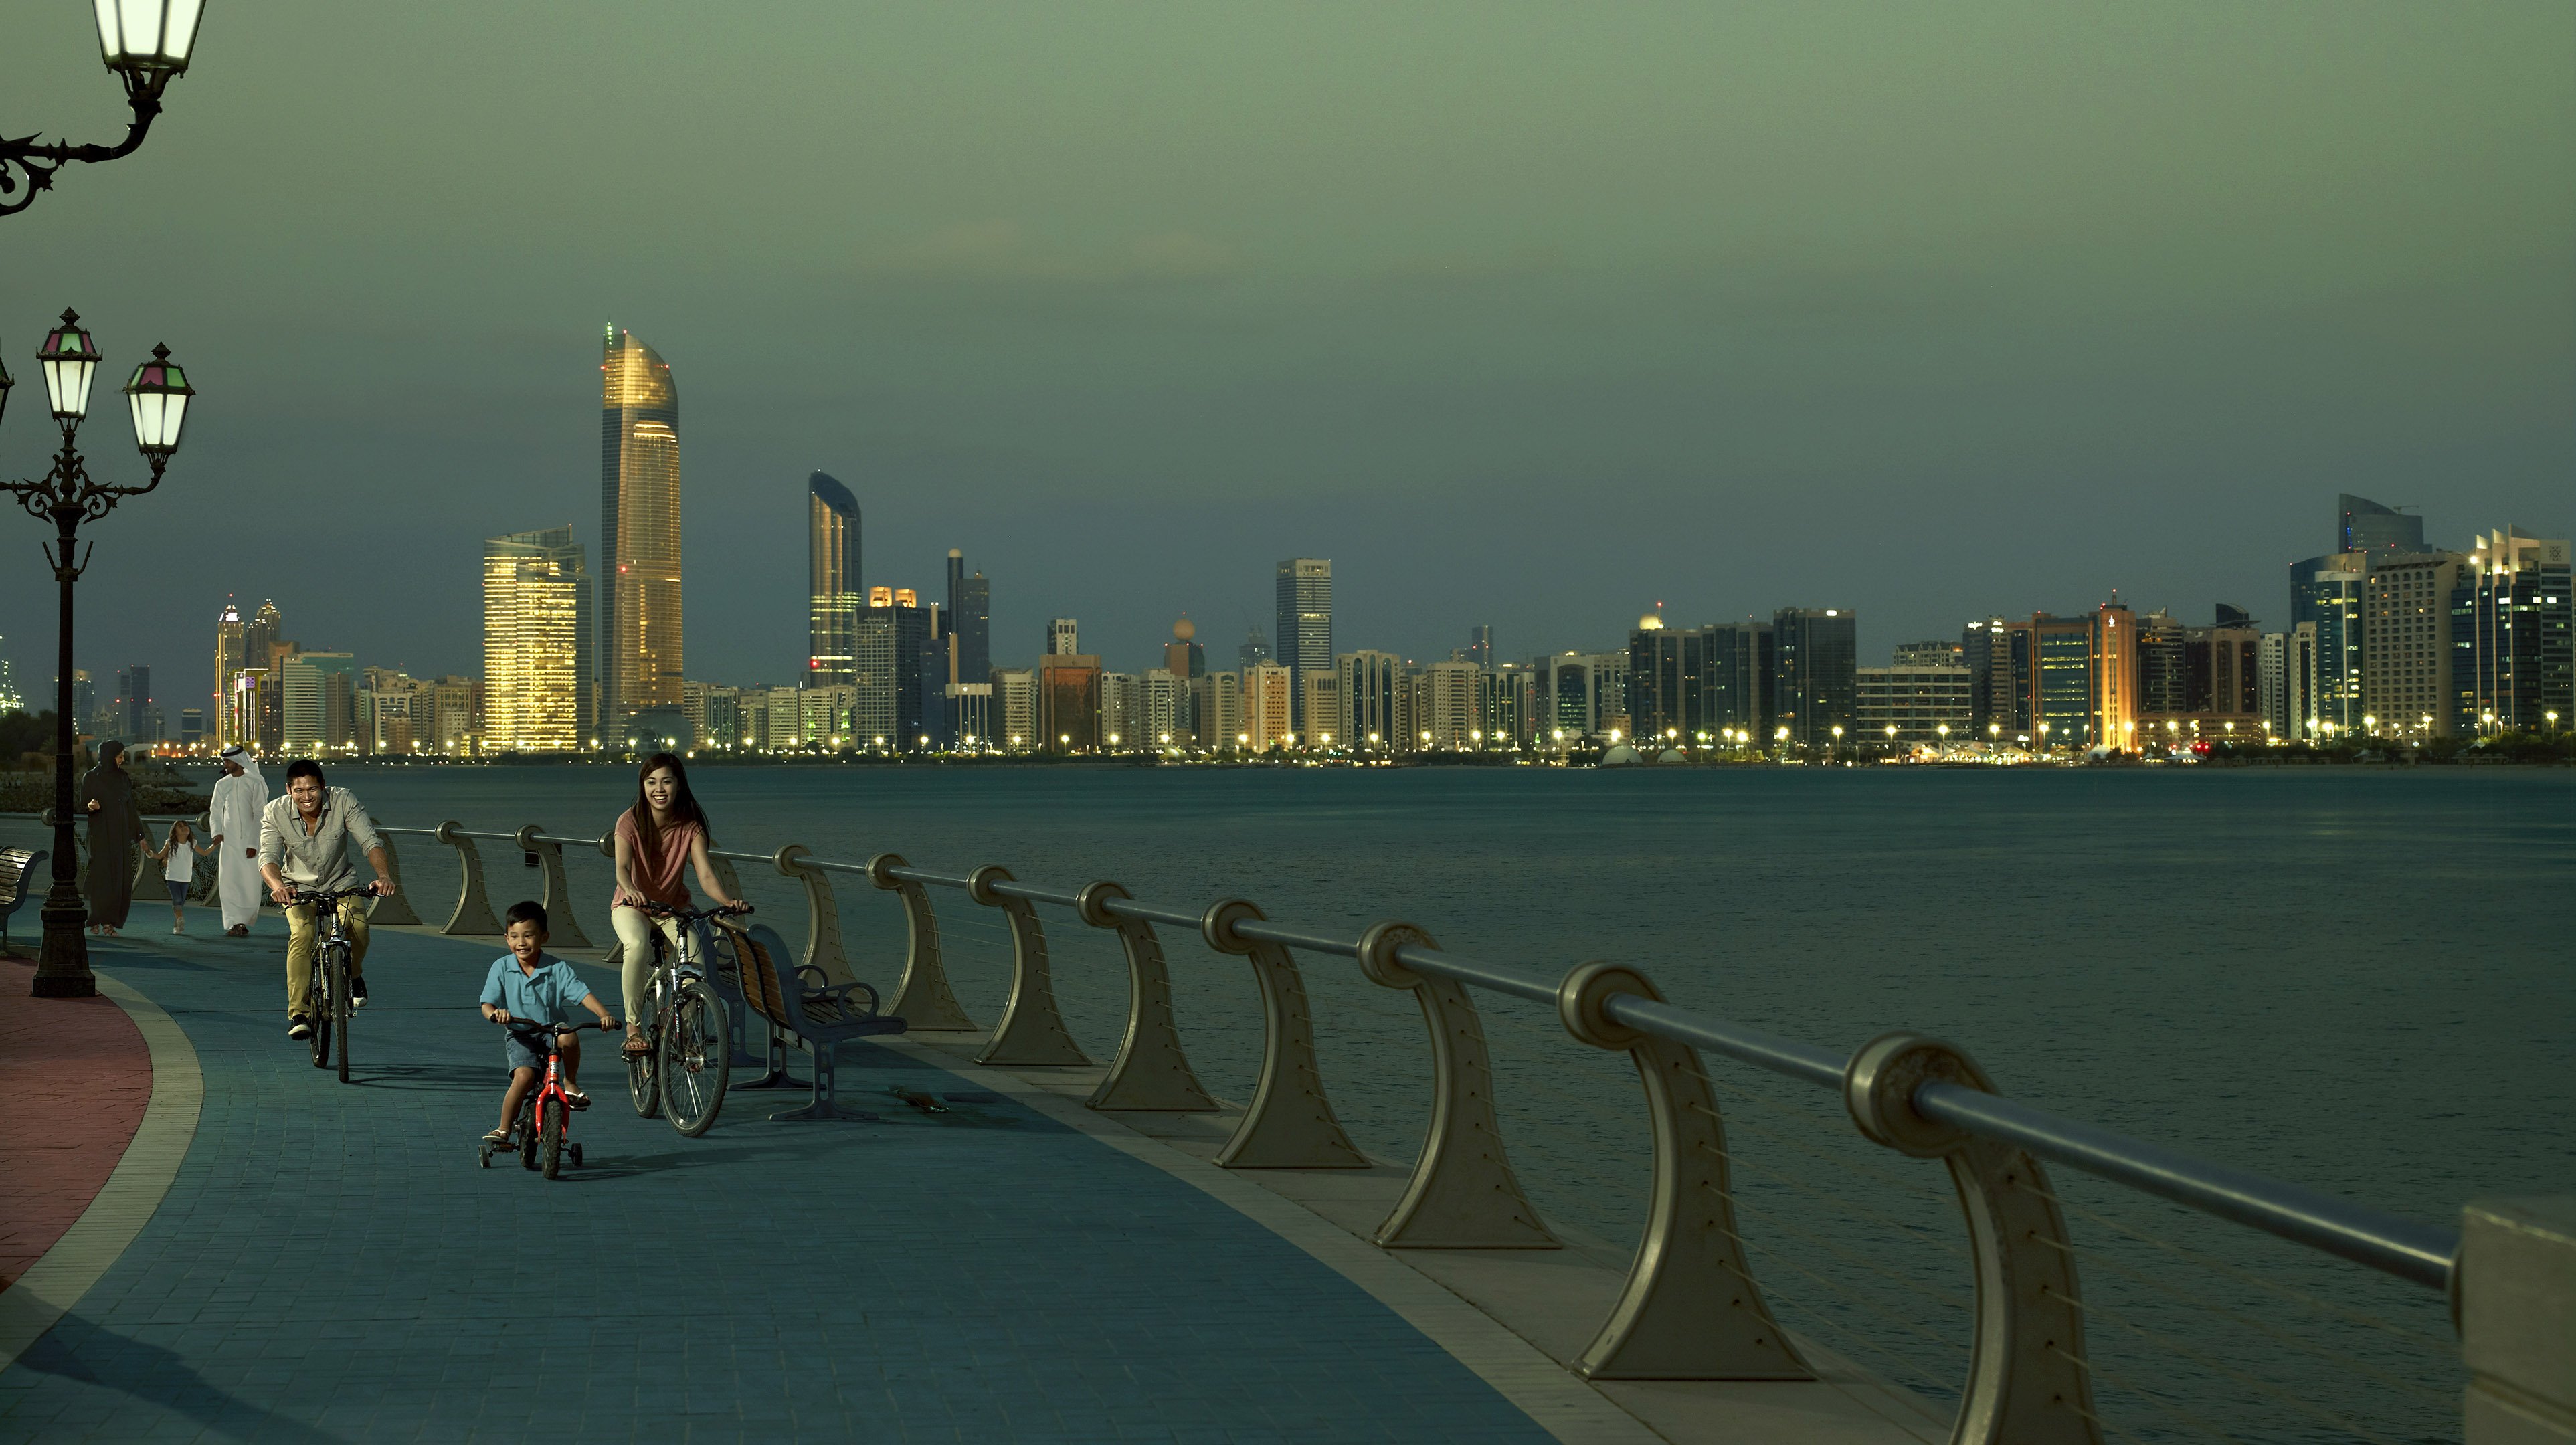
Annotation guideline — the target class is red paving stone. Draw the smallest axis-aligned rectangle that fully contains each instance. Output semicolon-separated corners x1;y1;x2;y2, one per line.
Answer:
0;956;151;1290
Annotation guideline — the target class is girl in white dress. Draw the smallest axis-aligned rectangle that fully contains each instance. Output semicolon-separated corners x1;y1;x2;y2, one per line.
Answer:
154;819;214;935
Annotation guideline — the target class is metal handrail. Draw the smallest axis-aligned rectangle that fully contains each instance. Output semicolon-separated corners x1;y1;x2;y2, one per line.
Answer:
375;812;2473;1432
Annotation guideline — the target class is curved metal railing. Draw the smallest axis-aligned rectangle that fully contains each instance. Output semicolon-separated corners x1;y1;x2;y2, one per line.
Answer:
345;819;2476;1440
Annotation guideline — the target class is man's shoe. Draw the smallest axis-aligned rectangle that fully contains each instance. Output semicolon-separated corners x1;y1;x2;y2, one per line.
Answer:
349;977;368;1009
226;925;248;937
287;1016;312;1040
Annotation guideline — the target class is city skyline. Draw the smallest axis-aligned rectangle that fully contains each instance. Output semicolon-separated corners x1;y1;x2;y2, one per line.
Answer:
2;5;2566;701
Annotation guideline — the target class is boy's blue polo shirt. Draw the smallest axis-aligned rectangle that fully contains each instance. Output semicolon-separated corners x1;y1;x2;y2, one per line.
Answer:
480;953;591;1024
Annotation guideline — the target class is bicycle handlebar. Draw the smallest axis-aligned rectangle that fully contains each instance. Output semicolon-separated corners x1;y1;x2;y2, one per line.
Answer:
288;885;385;906
637;901;752;922
492;1016;622;1035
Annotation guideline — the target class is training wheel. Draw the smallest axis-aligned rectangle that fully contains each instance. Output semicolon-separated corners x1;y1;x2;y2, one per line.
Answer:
478;1143;492;1169
569;1143;583;1167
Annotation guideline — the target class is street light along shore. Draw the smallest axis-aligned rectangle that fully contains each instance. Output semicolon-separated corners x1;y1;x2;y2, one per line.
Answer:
2;310;196;997
1;0;208;218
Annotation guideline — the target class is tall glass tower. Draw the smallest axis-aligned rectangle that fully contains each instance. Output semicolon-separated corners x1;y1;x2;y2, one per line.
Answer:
600;327;682;729
1275;558;1332;720
483;525;593;751
808;472;862;684
212;601;243;745
2339;494;2425;558
947;549;990;685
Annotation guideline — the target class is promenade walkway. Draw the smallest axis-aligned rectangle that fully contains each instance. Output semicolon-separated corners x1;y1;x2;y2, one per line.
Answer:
0;921;1561;1444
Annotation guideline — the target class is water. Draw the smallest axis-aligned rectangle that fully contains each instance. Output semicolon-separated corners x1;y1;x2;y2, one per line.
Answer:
53;763;2576;1439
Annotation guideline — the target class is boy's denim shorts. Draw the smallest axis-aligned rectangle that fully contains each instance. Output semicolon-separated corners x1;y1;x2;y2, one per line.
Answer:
505;1028;570;1074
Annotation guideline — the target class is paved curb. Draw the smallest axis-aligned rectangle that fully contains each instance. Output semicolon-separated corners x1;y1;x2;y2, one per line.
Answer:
0;969;203;1376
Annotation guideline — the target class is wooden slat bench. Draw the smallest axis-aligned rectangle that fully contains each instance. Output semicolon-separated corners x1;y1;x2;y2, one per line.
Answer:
719;921;907;1122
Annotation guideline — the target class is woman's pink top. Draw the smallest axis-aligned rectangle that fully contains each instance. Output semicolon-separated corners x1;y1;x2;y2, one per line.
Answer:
614;809;702;908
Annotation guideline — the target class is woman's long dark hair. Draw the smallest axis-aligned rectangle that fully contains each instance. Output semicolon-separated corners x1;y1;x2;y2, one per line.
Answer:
630;752;709;876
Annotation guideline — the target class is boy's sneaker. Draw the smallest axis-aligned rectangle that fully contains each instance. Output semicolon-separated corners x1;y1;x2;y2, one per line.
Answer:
287;1015;312;1040
349;977;368;1009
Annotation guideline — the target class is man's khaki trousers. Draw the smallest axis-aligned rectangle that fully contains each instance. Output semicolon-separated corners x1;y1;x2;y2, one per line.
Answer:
286;896;371;1020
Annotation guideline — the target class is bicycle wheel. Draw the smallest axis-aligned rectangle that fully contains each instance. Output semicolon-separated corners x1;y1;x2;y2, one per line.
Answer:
539;1098;565;1179
308;954;333;1070
627;980;663;1118
331;944;351;1084
658;980;730;1137
519;1102;540;1170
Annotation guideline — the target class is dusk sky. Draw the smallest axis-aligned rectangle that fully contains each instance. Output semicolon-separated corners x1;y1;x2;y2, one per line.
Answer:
2;3;2569;716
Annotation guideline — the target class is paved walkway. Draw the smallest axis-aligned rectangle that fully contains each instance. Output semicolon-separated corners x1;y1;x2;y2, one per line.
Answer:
0;955;151;1289
0;921;1558;1444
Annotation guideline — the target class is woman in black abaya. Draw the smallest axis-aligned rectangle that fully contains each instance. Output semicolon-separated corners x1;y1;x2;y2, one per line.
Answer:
79;740;149;936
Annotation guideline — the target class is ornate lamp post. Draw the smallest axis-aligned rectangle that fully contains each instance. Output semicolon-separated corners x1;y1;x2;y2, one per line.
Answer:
3;1;208;217
3;310;195;997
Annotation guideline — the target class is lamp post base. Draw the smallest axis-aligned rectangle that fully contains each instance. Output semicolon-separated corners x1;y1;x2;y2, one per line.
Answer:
30;890;94;998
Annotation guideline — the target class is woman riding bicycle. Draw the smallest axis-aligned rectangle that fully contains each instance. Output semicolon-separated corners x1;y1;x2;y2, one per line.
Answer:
608;752;746;1060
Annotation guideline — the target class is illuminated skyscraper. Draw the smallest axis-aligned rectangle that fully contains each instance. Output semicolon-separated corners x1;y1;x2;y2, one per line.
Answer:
1275;558;1332;721
947;551;990;686
212;601;243;744
808;472;861;684
2339;494;2425;559
600;326;683;728
483;525;594;751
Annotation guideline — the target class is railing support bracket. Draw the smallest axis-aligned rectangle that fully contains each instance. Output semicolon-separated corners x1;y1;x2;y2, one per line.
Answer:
1204;898;1366;1170
1079;881;1216;1113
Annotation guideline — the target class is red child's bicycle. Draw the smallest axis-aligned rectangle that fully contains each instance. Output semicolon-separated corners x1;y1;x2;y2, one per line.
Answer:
480;1017;618;1179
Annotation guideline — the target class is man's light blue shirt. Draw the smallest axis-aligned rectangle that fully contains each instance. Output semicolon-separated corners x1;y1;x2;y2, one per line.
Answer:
480;954;593;1025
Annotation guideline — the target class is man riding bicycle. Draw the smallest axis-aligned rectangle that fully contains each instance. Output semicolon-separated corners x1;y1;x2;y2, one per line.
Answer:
258;759;396;1040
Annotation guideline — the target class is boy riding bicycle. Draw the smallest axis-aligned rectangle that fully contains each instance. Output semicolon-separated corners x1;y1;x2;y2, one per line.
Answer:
479;900;618;1147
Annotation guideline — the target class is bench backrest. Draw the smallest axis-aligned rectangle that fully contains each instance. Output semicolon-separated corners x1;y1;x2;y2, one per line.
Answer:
0;849;41;910
719;919;794;1034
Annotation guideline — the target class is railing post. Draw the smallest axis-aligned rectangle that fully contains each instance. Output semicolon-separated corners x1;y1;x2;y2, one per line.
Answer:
1076;881;1215;1113
866;852;972;1030
433;821;500;937
772;844;851;985
967;864;1088;1067
1845;1030;2100;1443
593;832;629;969
367;833;422;925
513;826;589;948
1558;961;1810;1380
2460;1195;2576;1444
1356;921;1558;1248
1202;898;1367;1170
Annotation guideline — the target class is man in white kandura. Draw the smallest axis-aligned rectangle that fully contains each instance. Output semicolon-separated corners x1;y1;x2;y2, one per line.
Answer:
207;745;268;937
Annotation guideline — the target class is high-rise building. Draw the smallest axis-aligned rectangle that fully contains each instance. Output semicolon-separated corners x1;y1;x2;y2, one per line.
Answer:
240;601;284;751
947;552;990;686
1855;666;1972;746
1466;625;1493;670
69;670;96;737
1164;615;1206;679
1299;670;1340;745
1238;625;1270;672
1046;618;1080;656
116;666;152;741
1038;654;1101;751
2458;528;2573;733
851;593;931;748
1627;613;1682;740
483;524;594;752
1275;559;1332;721
212;603;242;745
282;653;357;752
1099;672;1142;749
2340;494;2425;559
1961;617;2030;737
1771;608;1858;749
992;668;1037;750
600;326;683;727
2136;611;2189;716
2258;632;2290;741
1243;662;1293;750
0;645;19;714
1681;623;1772;741
1420;662;1483;748
1338;650;1404;749
2361;552;2465;739
2027;605;2138;750
808;472;861;685
178;708;204;747
1190;671;1244;751
1542;653;1629;739
1142;670;1187;747
2289;553;2367;737
1892;640;1964;670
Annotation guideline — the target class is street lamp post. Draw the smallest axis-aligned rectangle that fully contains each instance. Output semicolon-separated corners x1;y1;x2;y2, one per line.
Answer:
4;311;195;997
3;1;209;218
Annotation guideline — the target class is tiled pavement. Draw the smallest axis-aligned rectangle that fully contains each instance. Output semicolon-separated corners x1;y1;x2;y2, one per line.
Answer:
0;922;1558;1444
0;957;151;1288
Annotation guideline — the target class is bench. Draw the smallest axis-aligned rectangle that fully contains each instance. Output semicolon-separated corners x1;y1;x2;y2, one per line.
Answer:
719;921;907;1121
0;847;48;955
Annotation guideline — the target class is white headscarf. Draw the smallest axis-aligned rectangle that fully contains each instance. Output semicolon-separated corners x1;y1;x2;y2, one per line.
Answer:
219;743;264;789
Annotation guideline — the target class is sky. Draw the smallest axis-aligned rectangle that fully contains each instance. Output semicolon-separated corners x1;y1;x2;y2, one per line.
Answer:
1;2;2569;717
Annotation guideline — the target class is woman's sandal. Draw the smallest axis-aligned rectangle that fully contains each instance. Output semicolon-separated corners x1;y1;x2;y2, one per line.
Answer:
620;1034;651;1058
